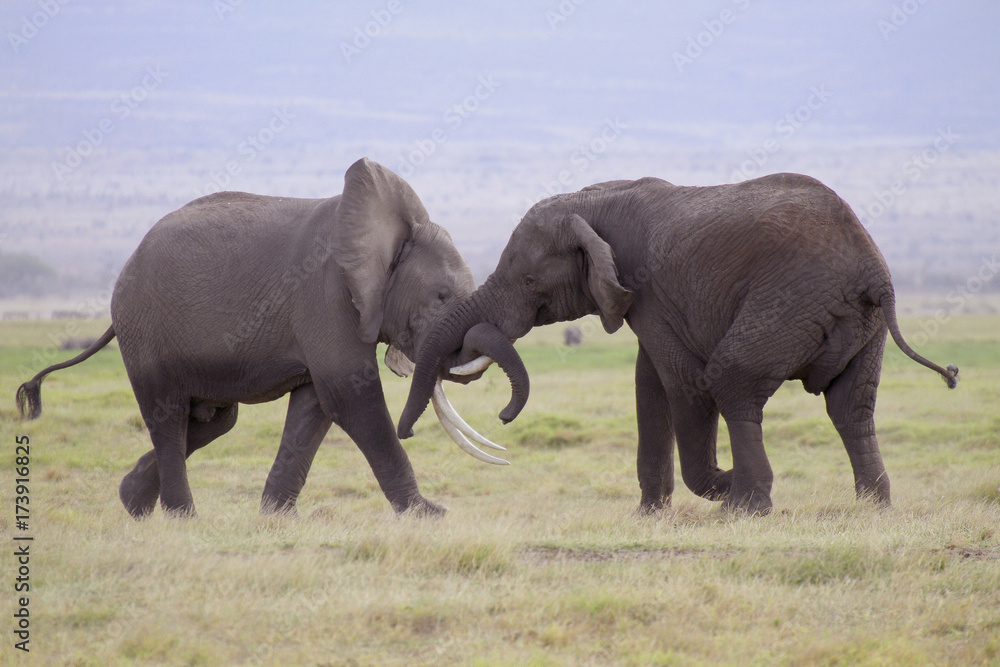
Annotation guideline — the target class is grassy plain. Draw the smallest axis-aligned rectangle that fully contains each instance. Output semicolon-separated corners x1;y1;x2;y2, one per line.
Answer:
1;316;998;665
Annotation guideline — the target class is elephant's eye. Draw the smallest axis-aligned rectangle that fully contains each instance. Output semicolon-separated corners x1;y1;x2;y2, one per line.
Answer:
437;290;449;303
523;275;535;288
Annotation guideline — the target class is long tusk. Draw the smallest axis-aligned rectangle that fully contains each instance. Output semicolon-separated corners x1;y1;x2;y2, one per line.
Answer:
432;379;509;465
449;355;493;376
433;380;506;452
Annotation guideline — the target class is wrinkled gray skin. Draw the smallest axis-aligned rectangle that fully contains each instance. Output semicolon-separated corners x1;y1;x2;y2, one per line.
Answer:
16;158;520;518
400;173;959;515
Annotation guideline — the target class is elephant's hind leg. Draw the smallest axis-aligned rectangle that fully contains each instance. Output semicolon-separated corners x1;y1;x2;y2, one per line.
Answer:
261;383;332;515
721;419;773;515
120;403;239;518
702;312;791;515
119;449;161;519
150;406;195;516
824;328;890;506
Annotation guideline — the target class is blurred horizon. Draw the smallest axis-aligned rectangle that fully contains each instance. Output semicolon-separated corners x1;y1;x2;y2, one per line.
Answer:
2;0;998;311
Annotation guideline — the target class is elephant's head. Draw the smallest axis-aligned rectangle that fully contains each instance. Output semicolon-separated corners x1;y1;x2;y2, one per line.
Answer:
334;158;528;463
397;197;633;440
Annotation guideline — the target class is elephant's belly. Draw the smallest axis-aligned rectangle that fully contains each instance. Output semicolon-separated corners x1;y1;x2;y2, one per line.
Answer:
792;318;875;395
186;365;311;407
240;372;312;404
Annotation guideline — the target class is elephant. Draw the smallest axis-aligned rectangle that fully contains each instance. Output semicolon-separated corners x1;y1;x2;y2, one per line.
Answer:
397;172;959;515
16;158;524;518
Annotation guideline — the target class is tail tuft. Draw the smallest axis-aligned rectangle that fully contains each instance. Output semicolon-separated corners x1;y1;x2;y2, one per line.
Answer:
15;380;43;420
943;364;959;389
13;325;115;421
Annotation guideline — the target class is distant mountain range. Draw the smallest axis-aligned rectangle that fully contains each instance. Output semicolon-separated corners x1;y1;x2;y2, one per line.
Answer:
1;0;998;302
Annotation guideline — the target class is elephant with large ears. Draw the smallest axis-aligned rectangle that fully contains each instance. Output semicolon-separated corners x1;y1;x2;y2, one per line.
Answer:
399;173;959;515
16;158;524;518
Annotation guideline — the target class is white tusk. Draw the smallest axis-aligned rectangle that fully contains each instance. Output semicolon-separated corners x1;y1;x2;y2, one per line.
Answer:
433;380;507;452
432;379;509;465
449;355;493;376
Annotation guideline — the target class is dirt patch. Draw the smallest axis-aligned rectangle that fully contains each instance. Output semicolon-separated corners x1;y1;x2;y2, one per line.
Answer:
936;546;1000;561
521;545;1000;564
520;546;737;563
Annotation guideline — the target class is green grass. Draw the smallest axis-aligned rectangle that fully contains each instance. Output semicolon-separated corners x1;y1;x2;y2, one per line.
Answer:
1;315;998;665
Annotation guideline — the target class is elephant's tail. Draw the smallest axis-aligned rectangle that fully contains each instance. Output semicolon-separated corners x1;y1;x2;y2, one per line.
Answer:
16;326;117;420
872;287;959;389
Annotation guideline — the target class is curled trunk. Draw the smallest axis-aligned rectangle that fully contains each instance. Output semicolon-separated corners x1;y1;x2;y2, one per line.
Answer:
460;323;529;423
398;295;529;439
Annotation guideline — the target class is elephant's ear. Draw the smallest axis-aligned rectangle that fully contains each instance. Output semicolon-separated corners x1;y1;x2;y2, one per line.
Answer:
334;158;429;343
565;214;633;333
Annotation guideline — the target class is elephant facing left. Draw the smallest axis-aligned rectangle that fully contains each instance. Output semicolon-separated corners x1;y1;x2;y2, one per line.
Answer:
16;158;521;518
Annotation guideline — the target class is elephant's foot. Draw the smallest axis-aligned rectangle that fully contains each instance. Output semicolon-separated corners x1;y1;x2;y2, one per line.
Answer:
396;495;448;517
685;469;733;501
260;494;299;517
637;495;670;516
119;451;161;519
855;477;891;508
721;483;773;516
161;504;197;519
158;481;197;519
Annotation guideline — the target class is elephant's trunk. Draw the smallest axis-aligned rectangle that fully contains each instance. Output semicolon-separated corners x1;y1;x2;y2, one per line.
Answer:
461;323;530;423
398;290;529;439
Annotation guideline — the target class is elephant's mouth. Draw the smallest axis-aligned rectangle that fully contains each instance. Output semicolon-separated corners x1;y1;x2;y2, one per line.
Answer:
384;346;509;465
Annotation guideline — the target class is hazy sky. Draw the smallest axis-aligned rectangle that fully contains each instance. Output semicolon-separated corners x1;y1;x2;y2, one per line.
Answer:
1;1;998;292
2;1;998;153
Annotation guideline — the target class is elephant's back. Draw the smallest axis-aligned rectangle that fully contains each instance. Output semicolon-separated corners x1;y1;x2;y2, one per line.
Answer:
656;174;880;275
142;192;331;255
110;193;340;376
115;193;321;307
641;174;885;356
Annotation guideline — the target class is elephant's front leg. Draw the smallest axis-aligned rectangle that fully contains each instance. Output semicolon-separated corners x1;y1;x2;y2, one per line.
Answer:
633;324;731;503
335;384;446;516
664;385;731;502
261;383;333;515
635;345;675;513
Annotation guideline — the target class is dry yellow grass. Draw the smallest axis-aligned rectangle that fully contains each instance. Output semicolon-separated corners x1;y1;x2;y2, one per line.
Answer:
1;316;998;665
